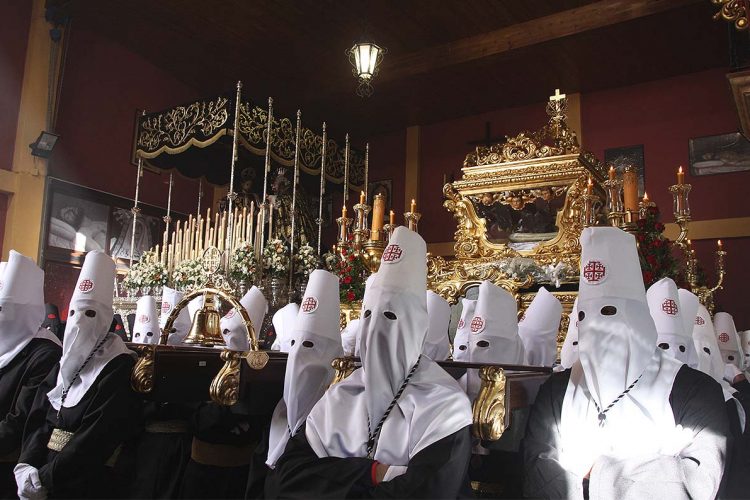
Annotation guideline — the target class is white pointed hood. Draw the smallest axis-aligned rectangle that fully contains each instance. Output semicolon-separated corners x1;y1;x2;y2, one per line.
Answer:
340;318;360;357
692;304;733;390
0;251;55;369
559;227;684;477
271;303;300;352
740;330;750;366
714;312;743;370
560;298;579;369
306;227;472;464
160;286;191;345
466;280;525;398
423;291;451;361
646;278;696;366
48;251;131;410
132;296;160;345
267;270;342;467
452;298;476;362
220;286;267;351
518;287;562;366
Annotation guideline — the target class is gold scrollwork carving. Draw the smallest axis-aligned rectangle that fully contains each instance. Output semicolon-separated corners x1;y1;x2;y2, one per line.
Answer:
713;0;749;30
330;357;357;387
130;344;156;394
209;350;245;406
472;366;507;441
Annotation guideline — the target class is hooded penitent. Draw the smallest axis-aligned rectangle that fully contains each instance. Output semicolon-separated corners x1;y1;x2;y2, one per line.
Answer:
160;286;191;345
518;287;562;366
47;251;131;410
306;227;472;465
271;303;300;352
452;298;476;362
559;298;579;370
714;312;744;370
692;303;739;399
267;270;342;467
466;280;525;398
219;286;267;352
740;330;750;367
131;296;160;345
0;252;60;369
647;278;697;367
339;273;377;357
559;227;685;477
423;290;451;361
677;288;701;368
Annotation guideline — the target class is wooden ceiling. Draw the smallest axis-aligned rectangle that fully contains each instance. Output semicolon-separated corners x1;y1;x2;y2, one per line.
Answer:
56;0;730;137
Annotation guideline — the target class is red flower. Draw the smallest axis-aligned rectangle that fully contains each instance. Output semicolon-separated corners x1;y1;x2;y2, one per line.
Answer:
343;276;352;284
348;254;356;262
346;291;355;302
655;222;665;232
646;255;657;267
643;271;654;284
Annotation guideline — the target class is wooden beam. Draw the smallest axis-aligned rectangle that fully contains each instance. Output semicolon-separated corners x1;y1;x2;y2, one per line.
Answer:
380;0;701;84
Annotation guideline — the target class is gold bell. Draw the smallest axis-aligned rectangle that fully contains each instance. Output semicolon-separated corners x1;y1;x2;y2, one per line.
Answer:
183;292;225;347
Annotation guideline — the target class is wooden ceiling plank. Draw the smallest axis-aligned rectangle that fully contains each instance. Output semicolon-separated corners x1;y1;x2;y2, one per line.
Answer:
379;0;703;84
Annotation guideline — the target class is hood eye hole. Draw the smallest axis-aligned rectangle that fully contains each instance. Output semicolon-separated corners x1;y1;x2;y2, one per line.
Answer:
477;340;489;347
69;310;75;316
658;342;669;350
134;333;141;338
223;329;230;334
290;339;295;346
572;341;578;346
364;310;371;318
600;305;617;316
302;340;314;348
578;311;585;322
85;310;96;317
703;347;711;355
458;345;467;351
728;355;735;361
383;311;397;320
678;345;686;353
146;332;153;337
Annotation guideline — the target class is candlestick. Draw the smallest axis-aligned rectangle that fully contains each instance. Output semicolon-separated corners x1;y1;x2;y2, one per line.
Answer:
603;175;624;227
580;192;599;228
343;133;350;206
364;143;369;203
608;165;616;181
317;122;327;255
622;165;639;214
370;193;386;241
404;210;421;233
677;166;684;185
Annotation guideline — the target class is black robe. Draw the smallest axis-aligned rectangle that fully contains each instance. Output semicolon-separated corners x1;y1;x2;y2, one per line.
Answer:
179;403;265;499
19;354;139;498
723;387;750;499
0;338;60;498
115;401;193;499
523;365;730;499
266;423;472;499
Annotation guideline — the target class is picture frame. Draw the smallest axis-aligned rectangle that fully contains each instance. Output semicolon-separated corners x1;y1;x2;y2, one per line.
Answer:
689;132;750;176
368;179;392;209
605;145;645;196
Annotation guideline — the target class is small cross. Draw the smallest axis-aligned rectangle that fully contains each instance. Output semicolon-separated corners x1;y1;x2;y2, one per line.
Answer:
549;89;566;102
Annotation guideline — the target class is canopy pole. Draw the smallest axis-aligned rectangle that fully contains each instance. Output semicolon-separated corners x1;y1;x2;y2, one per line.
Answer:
317;122;327;255
225;80;242;272
129;110;146;268
288;109;302;296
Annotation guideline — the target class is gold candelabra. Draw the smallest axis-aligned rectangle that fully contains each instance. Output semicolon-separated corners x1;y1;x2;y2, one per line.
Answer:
668;182;691;251
685;240;726;314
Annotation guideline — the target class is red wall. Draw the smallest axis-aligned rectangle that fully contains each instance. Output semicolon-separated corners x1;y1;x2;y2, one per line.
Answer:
51;26;202;214
0;0;32;170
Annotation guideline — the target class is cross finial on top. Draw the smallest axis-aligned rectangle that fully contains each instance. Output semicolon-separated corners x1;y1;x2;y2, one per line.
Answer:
550;88;566;102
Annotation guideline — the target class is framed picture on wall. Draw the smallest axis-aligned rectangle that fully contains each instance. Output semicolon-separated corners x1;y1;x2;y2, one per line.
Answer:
605;145;646;196
368;179;392;209
689;132;750;176
42;177;184;268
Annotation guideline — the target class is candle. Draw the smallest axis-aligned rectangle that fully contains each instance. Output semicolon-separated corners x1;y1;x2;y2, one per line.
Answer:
622;165;639;212
364;143;369;203
371;193;385;240
410;198;416;213
343;133;350;205
608;165;616;181
342;205;347;219
643;192;649;203
390;210;395;225
718;239;723;250
677;166;684;185
360;191;365;205
586;177;593;195
268;203;274;239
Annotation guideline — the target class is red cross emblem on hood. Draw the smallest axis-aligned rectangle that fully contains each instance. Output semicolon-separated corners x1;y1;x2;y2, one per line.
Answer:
79;279;94;293
582;260;606;283
470;316;485;333
382;244;403;263
302;297;318;313
661;299;678;316
139;314;149;324
719;332;730;343
161;302;171;314
695;316;705;325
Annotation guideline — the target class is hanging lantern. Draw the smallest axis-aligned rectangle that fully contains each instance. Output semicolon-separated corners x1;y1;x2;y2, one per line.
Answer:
346;41;386;97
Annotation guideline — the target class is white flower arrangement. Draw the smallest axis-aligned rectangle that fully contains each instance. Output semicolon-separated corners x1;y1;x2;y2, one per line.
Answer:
171;258;209;291
495;257;575;288
229;241;257;284
262;238;290;276
322;251;340;272
293;243;319;277
123;251;169;293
